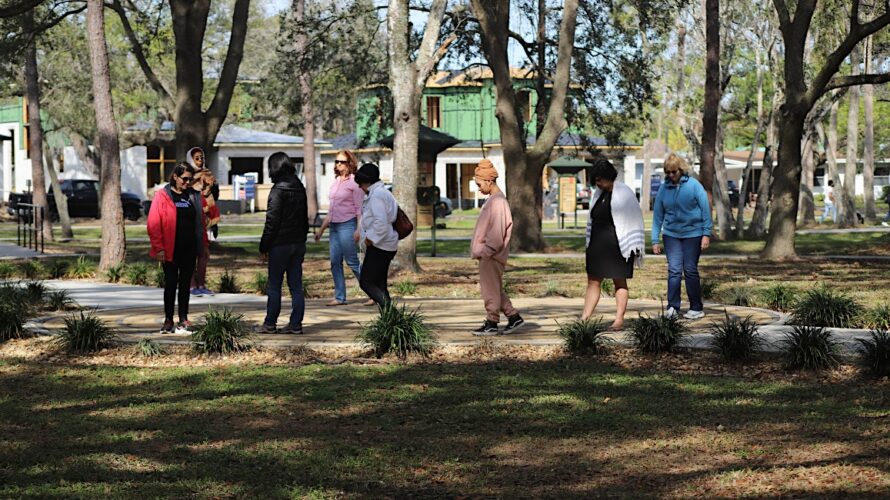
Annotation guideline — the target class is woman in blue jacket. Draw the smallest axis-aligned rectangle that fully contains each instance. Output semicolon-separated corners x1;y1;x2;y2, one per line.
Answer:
651;154;712;320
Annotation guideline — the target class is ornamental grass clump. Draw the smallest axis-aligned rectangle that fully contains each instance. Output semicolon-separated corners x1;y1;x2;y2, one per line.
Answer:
46;289;77;311
719;283;756;307
857;330;890;378
708;311;764;362
791;286;861;328
217;270;240;294
759;283;797;312
136;338;165;358
558;317;611;355
20;260;44;279
57;310;118;353
395;279;417;296
69;256;97;279
859;304;890;331
46;259;69;279
153;265;166;288
0;302;29;341
358;302;436;359
0;261;15;279
104;264;123;283
191;308;253;354
124;262;151;286
24;280;47;307
629;313;688;354
781;325;840;371
251;272;268;295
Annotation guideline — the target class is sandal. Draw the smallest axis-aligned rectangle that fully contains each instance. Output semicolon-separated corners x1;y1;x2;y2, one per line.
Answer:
362;299;376;306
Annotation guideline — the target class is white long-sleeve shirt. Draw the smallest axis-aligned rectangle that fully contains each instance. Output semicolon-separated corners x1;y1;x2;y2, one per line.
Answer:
360;181;399;252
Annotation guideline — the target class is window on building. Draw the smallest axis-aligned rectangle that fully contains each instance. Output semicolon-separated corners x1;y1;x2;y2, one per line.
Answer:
426;96;441;128
147;145;177;188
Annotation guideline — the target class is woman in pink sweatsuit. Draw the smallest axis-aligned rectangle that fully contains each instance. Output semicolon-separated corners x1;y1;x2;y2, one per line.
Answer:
470;159;523;336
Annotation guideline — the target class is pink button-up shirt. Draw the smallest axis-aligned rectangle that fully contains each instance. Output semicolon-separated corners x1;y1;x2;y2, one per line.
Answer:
328;174;364;223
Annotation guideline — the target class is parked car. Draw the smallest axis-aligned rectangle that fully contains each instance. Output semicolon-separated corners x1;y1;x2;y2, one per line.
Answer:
7;179;143;221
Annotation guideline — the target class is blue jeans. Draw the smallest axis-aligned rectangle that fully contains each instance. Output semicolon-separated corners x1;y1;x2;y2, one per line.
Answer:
329;218;362;303
264;242;305;329
663;235;703;312
820;204;837;223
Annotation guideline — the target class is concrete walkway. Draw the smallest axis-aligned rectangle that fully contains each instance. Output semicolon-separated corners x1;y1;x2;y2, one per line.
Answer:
0;242;41;259
29;279;876;355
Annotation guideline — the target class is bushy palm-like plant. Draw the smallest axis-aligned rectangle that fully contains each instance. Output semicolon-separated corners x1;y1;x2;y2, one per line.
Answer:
153;265;166;288
104;264;123;283
791;286;861;328
24;280;47;307
395;279;417;296
217;270;240;293
69;256;97;279
46;259;70;279
0;302;29;341
700;279;718;300
20;260;44;280
124;262;151;286
781;325;840;370
56;310;118;352
719;283;756;307
759;283;797;312
859;304;890;331
136;338;165;357
709;311;764;362
191;308;253;354
358;302;436;359
251;272;268;295
46;289;77;311
629;313;688;354
857;330;890;377
0;261;15;279
558;317;612;355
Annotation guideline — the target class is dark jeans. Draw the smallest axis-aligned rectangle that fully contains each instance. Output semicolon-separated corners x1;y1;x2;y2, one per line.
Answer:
265;242;306;329
663;235;703;312
360;245;396;307
163;250;197;322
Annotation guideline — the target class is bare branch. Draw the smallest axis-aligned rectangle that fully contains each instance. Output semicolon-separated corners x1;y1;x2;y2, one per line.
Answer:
0;0;45;18
825;72;890;91
108;0;173;107
206;0;249;134
771;0;791;28
413;0;449;90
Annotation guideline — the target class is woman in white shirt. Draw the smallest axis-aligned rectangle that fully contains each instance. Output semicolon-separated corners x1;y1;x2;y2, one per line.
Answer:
354;163;398;307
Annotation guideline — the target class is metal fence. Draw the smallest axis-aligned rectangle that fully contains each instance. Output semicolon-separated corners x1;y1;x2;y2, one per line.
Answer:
15;203;45;254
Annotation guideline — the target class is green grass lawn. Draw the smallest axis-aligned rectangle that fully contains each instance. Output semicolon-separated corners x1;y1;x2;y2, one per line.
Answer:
0;357;887;497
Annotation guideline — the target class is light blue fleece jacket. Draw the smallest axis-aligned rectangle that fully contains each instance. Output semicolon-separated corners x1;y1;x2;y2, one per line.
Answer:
651;175;712;244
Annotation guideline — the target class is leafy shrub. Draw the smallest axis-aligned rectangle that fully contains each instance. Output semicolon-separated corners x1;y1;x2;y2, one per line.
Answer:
251;272;268;295
859;304;890;331
24;280;47;307
69;256;97;279
395;279;417;296
136;338;165;357
558;317;611;355
104;264;123;283
46;289;77;311
791;286;861;328
0;282;30;310
125;262;151;286
781;325;840;370
0;302;29;341
700;279;718;300
629;314;688;354
857;329;890;377
191;308;252;354
46;259;70;279
56;310;118;352
601;279;615;297
20;260;44;279
759;283;797;312
0;261;15;279
358;302;436;359
217;270;240;293
709;312;764;362
720;283;756;307
153;265;166;288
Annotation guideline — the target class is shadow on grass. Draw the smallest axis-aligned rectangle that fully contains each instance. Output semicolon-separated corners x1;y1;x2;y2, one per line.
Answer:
0;359;887;497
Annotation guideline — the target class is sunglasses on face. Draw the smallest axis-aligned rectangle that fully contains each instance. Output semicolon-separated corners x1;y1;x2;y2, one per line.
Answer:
664;170;679;175
179;176;194;183
334;159;348;164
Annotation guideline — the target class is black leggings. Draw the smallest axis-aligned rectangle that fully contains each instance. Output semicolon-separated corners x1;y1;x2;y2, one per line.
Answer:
360;246;396;307
163;253;196;322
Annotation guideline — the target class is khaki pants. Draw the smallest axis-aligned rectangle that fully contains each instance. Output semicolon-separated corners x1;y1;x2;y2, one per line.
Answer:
479;258;518;323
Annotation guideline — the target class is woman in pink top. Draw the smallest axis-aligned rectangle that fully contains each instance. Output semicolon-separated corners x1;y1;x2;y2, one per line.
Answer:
314;150;368;305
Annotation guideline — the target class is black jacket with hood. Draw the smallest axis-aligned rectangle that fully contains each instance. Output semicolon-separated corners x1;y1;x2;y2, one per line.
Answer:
260;175;309;253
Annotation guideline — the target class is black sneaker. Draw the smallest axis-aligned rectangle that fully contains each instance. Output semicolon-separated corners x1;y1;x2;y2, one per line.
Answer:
160;319;174;334
504;314;524;333
472;320;499;336
257;323;277;334
280;324;303;335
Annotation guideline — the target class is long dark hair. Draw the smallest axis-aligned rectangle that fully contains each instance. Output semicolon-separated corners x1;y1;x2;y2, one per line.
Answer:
169;162;195;184
268;152;296;183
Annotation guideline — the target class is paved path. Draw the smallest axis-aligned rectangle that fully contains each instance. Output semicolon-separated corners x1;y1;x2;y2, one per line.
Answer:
0;242;40;259
27;279;875;356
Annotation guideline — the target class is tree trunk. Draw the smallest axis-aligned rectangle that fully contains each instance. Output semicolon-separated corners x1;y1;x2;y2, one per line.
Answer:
24;27;53;242
713;125;733;238
863;36;876;220
640;139;653;213
294;0;318;222
840;46;860;227
746;88;779;239
70;131;101;178
762;110;804;259
825;100;845;211
43;143;73;240
798;133;816;225
86;0;126;271
735;47;766;239
699;0;720;203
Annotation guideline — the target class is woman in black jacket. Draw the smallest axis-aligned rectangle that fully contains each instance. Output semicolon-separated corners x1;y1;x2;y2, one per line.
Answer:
259;152;309;334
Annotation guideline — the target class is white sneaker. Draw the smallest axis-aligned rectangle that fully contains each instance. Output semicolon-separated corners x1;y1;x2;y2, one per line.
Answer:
663;307;678;318
683;309;705;320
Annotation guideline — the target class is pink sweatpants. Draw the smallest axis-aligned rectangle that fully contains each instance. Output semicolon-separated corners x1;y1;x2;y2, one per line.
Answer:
479;258;518;323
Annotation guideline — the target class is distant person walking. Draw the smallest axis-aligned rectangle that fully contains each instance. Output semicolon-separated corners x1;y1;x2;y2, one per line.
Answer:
314;150;370;306
470;159;523;336
582;159;645;330
355;163;398;308
187;147;220;296
820;180;837;224
651;154;712;320
147;162;208;334
259;153;308;334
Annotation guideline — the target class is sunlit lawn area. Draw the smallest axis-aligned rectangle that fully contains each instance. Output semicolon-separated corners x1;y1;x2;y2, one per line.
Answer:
0;357;886;497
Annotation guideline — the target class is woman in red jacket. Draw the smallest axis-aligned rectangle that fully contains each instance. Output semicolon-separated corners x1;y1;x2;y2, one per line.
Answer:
147;162;209;334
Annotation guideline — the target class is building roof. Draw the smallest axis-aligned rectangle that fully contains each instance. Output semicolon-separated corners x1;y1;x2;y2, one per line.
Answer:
321;131;626;154
214;124;332;146
425;68;545;88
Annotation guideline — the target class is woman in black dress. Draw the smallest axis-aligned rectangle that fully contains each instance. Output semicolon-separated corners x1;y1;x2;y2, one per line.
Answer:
582;159;645;329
